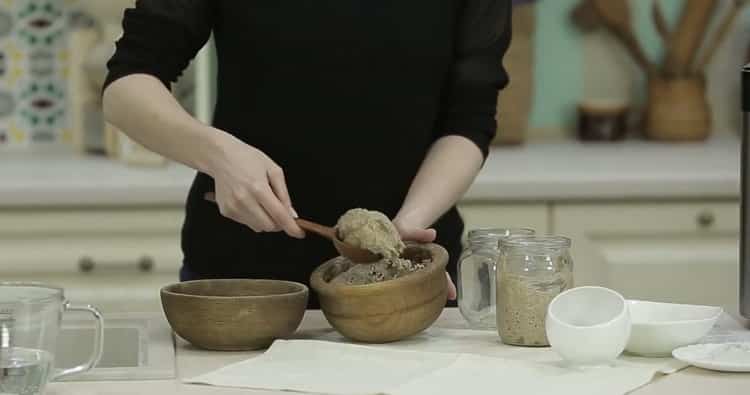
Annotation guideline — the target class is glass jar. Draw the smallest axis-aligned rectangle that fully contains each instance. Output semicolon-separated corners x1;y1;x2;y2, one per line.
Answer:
496;236;574;346
457;228;535;329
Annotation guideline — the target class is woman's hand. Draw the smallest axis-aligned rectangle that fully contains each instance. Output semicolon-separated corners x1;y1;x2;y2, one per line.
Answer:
393;217;458;301
103;76;302;238
391;136;485;302
208;133;305;238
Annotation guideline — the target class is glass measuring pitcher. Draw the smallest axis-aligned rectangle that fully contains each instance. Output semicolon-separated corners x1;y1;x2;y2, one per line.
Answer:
0;283;103;395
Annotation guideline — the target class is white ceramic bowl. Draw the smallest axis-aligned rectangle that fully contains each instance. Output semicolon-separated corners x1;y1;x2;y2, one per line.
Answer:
625;300;722;357
546;286;631;365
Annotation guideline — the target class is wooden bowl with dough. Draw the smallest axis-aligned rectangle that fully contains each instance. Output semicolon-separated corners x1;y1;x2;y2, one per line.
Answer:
310;243;448;343
161;279;308;351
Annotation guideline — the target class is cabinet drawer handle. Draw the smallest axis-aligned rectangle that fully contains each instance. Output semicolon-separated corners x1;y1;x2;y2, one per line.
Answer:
138;256;155;272
78;256;95;272
696;211;716;228
78;256;155;273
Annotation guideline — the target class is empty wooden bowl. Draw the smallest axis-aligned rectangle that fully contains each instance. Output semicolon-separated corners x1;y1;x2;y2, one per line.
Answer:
310;243;448;343
161;279;308;351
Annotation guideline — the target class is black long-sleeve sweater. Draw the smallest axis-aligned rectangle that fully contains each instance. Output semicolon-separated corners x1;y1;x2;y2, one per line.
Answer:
104;0;512;308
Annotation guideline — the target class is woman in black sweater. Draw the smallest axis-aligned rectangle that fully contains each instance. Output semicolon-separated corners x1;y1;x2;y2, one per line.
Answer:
103;0;512;308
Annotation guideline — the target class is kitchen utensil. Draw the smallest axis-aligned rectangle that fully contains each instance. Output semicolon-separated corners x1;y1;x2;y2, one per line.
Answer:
494;1;535;146
695;0;748;73
625;300;722;357
497;236;574;347
69;1;136;155
577;99;630;141
160;279;308;351
663;0;720;76
570;0;599;32
0;283;104;395
742;63;750;319
68;28;105;155
295;218;380;263
76;0;136;22
82;27;117;91
203;192;379;263
546;286;631;366
457;228;535;330
673;343;750;372
310;243;448;343
591;0;654;74
645;76;711;141
652;0;671;48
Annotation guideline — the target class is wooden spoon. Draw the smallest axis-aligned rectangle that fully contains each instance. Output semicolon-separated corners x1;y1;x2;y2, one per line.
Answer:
694;0;749;73
203;192;380;264
663;0;720;76
295;219;381;264
591;0;654;75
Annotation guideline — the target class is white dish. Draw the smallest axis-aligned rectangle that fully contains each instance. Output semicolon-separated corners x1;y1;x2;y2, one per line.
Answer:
546;286;631;366
672;343;750;372
626;300;722;357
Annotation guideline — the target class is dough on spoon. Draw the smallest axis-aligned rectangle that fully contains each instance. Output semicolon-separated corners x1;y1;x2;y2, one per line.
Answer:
336;208;405;260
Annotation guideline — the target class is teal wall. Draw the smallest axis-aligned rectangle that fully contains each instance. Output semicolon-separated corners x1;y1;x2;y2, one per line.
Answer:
529;0;689;130
528;0;582;129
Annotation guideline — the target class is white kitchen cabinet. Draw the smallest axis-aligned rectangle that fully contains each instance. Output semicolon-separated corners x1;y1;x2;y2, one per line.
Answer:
1;198;741;317
0;208;184;312
457;203;549;241
553;201;741;315
0;203;549;312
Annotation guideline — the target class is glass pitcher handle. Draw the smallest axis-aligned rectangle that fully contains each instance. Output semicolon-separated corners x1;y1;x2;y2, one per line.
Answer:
53;302;104;380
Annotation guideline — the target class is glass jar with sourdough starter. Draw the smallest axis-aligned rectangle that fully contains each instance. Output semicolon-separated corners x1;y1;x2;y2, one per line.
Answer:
496;236;574;346
457;228;535;329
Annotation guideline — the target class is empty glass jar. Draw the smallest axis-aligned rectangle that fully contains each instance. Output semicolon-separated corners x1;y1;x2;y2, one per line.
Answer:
457;228;535;329
496;236;574;346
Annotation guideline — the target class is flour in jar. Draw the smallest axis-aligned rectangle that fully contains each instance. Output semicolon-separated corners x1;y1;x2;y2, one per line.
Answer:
496;272;573;347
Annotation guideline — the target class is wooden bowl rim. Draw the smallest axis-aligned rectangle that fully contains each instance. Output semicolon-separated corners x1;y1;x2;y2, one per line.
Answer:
310;243;448;296
160;278;309;300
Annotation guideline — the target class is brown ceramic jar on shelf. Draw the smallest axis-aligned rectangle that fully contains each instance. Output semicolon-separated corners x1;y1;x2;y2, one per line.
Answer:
577;99;630;141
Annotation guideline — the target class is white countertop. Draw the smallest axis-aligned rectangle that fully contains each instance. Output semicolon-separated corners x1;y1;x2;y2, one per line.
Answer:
470;135;740;202
0;150;195;207
1;136;740;207
46;309;750;395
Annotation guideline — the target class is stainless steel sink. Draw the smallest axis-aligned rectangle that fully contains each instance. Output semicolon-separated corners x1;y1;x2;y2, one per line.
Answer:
55;312;175;381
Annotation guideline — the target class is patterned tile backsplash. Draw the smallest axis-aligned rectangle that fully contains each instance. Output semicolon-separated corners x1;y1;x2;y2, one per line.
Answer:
0;0;73;149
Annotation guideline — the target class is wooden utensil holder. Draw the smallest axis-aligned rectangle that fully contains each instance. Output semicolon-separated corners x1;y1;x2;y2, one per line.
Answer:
645;76;711;141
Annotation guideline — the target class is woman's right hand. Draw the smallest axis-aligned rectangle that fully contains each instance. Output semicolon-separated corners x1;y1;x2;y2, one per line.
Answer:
101;75;302;239
207;133;305;239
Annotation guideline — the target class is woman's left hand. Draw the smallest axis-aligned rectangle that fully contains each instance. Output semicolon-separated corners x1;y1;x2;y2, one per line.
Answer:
393;217;457;301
